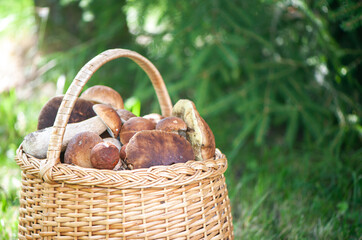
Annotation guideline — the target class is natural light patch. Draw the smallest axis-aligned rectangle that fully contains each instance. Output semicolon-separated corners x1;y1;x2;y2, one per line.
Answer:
315;63;328;86
125;4;167;36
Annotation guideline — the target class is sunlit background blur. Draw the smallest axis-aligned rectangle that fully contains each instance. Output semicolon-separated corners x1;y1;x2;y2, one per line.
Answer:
0;0;361;239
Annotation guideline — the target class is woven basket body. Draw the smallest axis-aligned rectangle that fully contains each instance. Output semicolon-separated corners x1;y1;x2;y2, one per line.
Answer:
15;49;234;239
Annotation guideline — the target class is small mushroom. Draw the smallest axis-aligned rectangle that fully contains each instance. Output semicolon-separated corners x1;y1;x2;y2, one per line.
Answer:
93;104;122;138
119;143;127;160
143;113;164;125
119;117;155;144
22;116;107;159
64;132;103;168
37;96;95;130
156;116;187;138
172;99;215;161
90;142;120;170
125;130;195;169
80;85;124;109
116;109;137;123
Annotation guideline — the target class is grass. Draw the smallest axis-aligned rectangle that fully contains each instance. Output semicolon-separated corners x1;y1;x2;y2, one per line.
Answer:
0;89;361;239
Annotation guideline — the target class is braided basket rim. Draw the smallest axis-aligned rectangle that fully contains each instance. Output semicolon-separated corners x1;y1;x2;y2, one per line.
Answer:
16;145;227;189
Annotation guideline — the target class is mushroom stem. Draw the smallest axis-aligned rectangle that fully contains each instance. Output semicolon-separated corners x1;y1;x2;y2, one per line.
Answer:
22;116;107;159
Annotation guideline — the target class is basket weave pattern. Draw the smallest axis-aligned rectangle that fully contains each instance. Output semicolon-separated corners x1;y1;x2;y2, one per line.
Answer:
15;49;234;239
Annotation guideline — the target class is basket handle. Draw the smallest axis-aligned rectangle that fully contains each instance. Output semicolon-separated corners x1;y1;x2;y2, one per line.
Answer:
40;49;173;179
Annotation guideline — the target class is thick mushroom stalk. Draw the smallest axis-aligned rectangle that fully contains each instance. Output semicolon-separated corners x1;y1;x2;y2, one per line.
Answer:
22;116;107;159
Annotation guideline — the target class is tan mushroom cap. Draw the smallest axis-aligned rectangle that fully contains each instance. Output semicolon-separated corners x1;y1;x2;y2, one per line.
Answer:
119;117;155;144
125;130;195;169
90;142;120;170
80;85;124;109
64;132;103;168
116;109;136;123
143;113;164;125
156;116;187;133
37;96;95;130
93;104;122;138
172;99;215;161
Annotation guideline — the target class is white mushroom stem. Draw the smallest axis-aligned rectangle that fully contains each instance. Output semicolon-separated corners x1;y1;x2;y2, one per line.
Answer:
22;116;107;159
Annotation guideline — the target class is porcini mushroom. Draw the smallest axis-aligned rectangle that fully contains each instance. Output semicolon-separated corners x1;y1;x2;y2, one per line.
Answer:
126;130;194;169
64;132;103;168
37;96;96;130
119;117;155;144
80;85;124;109
119;143;127;160
125;130;195;169
22;116;107;159
93;104;122;138
90;142;120;170
156;116;187;138
172;99;215;161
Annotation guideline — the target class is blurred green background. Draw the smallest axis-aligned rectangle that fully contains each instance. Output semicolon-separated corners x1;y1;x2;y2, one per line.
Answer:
0;0;361;239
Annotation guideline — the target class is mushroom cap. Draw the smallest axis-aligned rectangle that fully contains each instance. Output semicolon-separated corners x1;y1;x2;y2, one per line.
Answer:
90;142;120;170
142;113;164;125
80;85;124;109
64;132;103;168
156;116;187;132
37;96;95;130
125;130;195;169
172;99;215;161
93;104;122;138
116;109;137;123
119;143;127;160
119;117;155;144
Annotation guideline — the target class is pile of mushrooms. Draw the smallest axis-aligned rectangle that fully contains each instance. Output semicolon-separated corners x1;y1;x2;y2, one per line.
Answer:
22;85;215;170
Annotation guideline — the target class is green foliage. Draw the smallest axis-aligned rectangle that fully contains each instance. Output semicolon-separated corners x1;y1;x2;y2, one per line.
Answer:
0;90;45;239
0;0;361;238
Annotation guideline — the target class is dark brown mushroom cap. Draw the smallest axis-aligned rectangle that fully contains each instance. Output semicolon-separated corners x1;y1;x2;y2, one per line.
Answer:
143;113;164;125
119;117;155;144
125;130;195;169
156;117;187;132
172;99;215;161
37;96;95;130
116;109;137;123
90;142;120;170
93;104;122;138
80;85;124;109
64;132;103;168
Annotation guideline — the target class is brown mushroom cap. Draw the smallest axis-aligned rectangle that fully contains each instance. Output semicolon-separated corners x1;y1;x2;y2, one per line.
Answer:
119;143;127;160
119;117;155;144
143;113;164;125
125;130;195;169
90;142;120;170
64;132;103;168
80;85;124;109
172;99;215;161
156;117;187;133
93;104;122;138
116;109;137;123
37;96;95;130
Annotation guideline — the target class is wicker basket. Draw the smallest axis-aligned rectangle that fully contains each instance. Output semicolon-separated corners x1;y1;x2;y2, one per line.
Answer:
15;49;234;239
